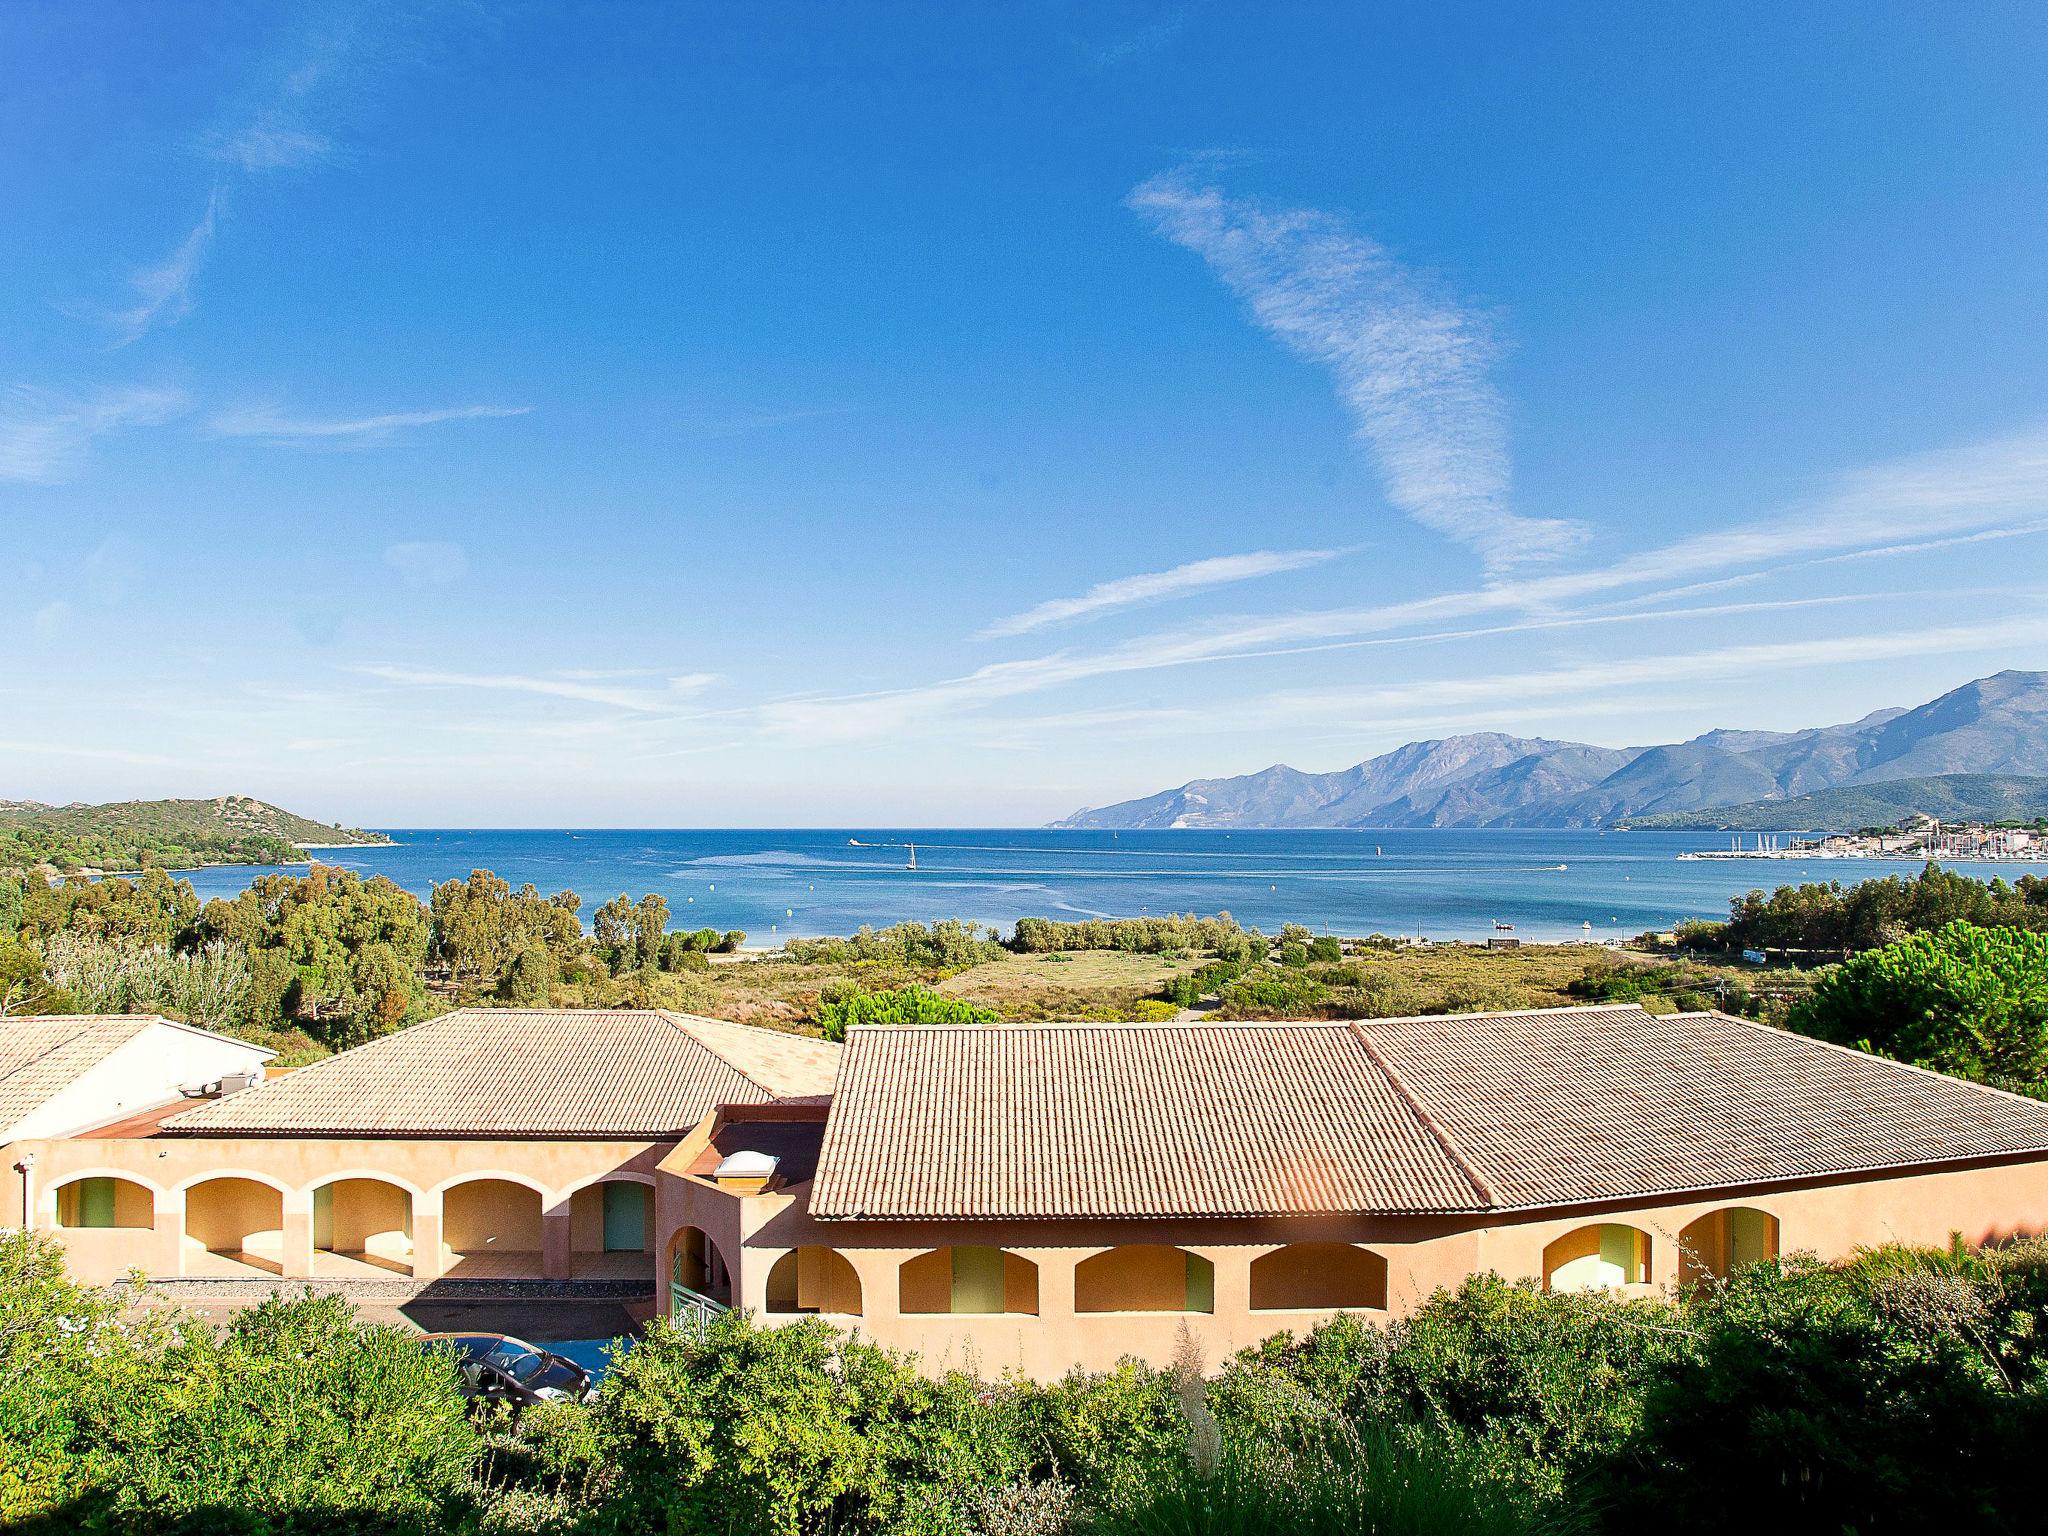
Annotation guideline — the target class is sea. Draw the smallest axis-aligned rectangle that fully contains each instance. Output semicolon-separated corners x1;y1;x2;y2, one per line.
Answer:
170;828;2048;944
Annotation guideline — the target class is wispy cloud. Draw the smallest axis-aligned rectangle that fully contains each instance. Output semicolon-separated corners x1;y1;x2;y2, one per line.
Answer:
1236;612;2048;731
1129;171;1584;570
209;402;530;446
978;547;1348;639
213;120;334;173
382;541;468;587
0;385;192;483
77;190;222;345
1094;11;1185;68
352;666;719;713
671;405;855;441
745;422;2048;741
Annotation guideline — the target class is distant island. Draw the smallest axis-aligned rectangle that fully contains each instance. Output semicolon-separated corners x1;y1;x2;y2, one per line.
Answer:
0;795;390;873
1055;670;2048;830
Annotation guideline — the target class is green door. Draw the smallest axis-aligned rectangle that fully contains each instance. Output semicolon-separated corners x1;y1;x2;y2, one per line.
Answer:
78;1178;116;1228
602;1183;646;1252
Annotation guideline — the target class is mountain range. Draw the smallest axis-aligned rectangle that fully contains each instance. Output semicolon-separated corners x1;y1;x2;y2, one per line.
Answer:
1051;670;2048;830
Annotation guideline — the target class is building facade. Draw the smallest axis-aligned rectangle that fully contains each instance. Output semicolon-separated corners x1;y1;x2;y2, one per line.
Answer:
9;1004;2048;1380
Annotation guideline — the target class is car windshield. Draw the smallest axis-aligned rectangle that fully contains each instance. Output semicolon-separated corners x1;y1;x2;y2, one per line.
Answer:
481;1341;550;1385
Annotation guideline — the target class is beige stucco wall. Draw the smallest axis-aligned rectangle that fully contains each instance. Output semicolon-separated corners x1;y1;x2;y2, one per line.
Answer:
12;1118;2048;1383
4;1132;672;1284
319;1178;411;1255
652;1150;2048;1381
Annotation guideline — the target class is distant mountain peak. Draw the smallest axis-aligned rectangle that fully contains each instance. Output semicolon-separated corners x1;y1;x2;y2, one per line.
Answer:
1052;670;2048;830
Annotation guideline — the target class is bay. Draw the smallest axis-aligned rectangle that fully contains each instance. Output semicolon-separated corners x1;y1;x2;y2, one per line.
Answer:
170;828;2048;944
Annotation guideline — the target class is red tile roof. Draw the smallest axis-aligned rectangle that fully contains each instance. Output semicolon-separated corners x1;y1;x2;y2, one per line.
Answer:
807;1006;2048;1220
163;1009;839;1138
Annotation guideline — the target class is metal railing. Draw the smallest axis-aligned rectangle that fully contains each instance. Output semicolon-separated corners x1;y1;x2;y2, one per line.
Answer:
669;1281;731;1331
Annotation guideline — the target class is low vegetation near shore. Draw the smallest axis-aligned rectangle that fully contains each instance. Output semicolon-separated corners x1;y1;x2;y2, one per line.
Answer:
7;861;2048;1097
6;1228;2046;1534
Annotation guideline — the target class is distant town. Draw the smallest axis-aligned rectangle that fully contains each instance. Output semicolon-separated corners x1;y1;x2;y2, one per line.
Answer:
1680;812;2048;862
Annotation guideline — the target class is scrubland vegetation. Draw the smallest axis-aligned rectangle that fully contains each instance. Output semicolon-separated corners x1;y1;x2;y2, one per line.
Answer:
7;1227;2046;1534
5;861;2048;1097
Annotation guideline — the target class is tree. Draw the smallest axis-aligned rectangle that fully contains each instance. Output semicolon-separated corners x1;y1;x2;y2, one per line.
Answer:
1784;920;2048;1091
497;938;558;1004
430;870;582;985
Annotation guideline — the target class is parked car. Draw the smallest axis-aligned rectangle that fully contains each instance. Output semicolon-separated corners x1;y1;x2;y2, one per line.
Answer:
421;1332;594;1406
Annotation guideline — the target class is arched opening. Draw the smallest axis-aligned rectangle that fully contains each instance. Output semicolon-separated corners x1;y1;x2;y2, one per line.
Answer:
570;1179;653;1281
55;1175;154;1230
313;1178;414;1277
441;1178;545;1278
1543;1224;1652;1292
1076;1245;1215;1314
1678;1208;1780;1288
1250;1242;1388;1311
899;1246;1039;1315
183;1177;284;1276
669;1226;733;1325
765;1248;864;1316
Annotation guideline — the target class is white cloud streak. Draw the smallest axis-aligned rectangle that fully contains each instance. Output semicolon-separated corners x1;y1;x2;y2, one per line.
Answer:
88;190;222;344
979;547;1347;639
748;422;2048;741
352;666;719;713
0;385;192;483
1129;171;1584;569
209;402;531;445
1237;612;2048;731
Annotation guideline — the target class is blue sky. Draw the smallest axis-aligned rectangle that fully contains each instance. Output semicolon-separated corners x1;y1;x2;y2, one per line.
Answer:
4;1;2047;826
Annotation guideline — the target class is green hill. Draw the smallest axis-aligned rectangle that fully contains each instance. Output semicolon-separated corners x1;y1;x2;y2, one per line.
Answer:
1620;774;2048;831
0;795;390;872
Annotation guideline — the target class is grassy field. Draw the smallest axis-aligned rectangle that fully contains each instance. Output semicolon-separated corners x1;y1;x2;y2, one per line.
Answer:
621;940;1815;1035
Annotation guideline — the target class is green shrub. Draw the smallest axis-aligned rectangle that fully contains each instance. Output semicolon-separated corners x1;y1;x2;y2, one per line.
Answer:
814;983;999;1042
1213;969;1329;1018
1090;1419;1571;1536
1600;1259;2046;1534
1010;915;1255;957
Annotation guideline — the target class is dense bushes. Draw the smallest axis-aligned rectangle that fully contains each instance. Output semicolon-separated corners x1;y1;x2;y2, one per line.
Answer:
0;1233;477;1533
1011;914;1261;960
783;920;1006;970
8;1231;2048;1534
1784;920;2048;1093
814;983;998;1041
1701;862;2048;957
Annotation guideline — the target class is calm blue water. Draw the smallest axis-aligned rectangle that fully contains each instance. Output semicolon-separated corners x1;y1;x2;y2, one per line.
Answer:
170;829;2048;943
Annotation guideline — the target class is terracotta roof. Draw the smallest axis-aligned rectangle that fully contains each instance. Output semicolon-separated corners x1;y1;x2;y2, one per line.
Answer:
1;1015;154;1132
163;1009;840;1138
809;1020;1487;1220
808;1006;2048;1220
1367;1007;2048;1209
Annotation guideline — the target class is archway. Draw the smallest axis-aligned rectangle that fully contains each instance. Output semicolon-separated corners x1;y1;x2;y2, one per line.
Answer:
313;1177;414;1277
764;1247;864;1316
1543;1224;1652;1291
441;1177;545;1278
669;1226;733;1325
1075;1245;1215;1314
55;1175;154;1230
1249;1243;1388;1311
569;1178;654;1282
183;1176;285;1276
899;1247;1039;1315
1678;1208;1780;1288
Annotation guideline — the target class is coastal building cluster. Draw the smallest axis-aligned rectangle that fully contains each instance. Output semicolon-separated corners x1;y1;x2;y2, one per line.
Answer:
1682;814;2045;862
7;1003;2048;1378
